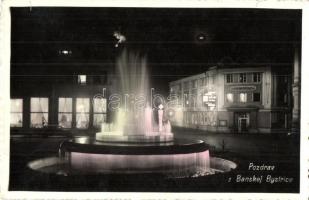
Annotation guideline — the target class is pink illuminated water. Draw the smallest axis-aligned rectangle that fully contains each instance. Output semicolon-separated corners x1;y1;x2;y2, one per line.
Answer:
100;50;172;138
70;150;210;176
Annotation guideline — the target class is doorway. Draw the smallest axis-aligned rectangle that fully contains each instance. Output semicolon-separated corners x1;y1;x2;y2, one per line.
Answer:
235;112;250;133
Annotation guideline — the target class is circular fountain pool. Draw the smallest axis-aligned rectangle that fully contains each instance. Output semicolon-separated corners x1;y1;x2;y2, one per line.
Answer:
28;137;237;178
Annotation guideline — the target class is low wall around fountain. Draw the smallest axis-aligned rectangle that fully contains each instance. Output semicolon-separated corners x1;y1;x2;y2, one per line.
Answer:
60;138;211;177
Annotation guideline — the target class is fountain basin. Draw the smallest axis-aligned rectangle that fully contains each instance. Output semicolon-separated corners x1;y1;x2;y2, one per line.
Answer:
58;138;211;177
27;156;237;177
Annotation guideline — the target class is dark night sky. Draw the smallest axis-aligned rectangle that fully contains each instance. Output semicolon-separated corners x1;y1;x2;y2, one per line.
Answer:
10;7;301;94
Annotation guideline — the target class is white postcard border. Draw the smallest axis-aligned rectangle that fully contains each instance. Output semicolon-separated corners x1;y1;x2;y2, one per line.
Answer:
1;0;308;200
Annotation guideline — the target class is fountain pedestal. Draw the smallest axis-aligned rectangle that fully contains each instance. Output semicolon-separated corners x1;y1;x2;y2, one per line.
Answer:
95;132;174;143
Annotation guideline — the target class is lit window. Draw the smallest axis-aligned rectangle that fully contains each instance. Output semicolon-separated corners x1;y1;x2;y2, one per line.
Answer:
10;99;23;127
76;98;90;129
226;93;234;103
226;74;233;83
253;73;261;82
239;73;247;83
203;95;209;102
78;75;87;84
190;93;197;107
239;93;247;103
184;93;189;107
93;98;107;128
253;93;260;102
58;98;72;128
30;98;48;128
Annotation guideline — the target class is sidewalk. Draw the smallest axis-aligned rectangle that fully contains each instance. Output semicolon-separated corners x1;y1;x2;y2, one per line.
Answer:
172;127;299;157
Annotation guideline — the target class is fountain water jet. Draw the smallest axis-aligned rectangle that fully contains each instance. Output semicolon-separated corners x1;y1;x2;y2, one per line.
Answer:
96;50;173;143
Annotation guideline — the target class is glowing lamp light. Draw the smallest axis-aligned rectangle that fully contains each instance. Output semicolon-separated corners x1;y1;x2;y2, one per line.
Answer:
196;33;207;41
59;49;72;55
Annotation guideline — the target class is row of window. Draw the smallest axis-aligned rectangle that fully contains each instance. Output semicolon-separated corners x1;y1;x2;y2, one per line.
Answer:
10;97;107;129
226;73;261;83
182;76;215;90
171;73;261;93
226;92;261;103
183;111;217;126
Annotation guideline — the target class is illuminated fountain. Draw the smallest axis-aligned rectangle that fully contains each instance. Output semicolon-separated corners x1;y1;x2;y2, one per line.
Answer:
95;50;173;143
28;49;236;179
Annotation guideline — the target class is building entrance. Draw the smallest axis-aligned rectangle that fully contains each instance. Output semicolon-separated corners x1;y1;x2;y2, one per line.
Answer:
234;112;250;133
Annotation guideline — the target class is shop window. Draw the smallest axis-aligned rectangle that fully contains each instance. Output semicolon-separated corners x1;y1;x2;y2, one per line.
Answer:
253;93;261;102
93;98;107;128
239;73;247;83
30;98;48;128
76;98;90;129
226;93;234;103
185;112;190;125
253;73;261;83
198;112;203;125
10;99;23;127
78;75;87;85
58;98;72;128
239;93;247;103
226;74;233;83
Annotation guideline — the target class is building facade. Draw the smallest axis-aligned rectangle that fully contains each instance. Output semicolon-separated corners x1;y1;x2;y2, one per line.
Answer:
169;66;292;134
10;66;115;136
